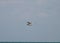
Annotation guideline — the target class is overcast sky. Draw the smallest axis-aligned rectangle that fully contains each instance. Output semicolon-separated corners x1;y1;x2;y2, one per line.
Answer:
0;0;60;42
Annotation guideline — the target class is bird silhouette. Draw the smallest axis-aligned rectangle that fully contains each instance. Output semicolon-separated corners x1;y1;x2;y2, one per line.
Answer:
27;22;32;26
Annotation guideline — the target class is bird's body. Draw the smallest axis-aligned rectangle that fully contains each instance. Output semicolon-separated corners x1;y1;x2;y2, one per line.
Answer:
27;22;32;26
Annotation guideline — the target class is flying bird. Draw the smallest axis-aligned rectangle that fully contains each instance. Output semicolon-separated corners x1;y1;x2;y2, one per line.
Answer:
27;22;32;26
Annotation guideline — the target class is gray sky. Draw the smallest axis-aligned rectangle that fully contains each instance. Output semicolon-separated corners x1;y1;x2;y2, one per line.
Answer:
0;0;60;42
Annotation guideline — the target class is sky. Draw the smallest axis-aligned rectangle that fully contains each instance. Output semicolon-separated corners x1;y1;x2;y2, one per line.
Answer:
0;0;60;42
